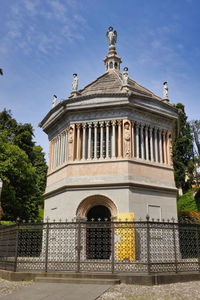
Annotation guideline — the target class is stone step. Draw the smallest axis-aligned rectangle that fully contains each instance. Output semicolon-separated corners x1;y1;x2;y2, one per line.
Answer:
35;276;120;285
37;272;119;280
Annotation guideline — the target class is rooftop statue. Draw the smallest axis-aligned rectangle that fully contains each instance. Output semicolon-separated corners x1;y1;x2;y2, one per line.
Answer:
163;82;168;99
106;26;117;46
72;73;78;91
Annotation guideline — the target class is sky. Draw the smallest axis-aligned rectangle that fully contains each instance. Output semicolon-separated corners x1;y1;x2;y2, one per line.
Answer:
0;0;200;161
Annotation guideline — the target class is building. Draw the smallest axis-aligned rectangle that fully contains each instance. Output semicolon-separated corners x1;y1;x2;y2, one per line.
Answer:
39;27;178;223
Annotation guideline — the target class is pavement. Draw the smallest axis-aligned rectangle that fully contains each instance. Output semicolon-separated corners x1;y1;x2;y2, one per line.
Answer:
0;283;110;300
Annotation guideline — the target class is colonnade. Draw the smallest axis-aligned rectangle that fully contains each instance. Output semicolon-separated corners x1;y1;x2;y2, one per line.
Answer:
49;120;172;171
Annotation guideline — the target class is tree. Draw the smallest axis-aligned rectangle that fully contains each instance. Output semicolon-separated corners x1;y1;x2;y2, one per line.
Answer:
0;109;47;221
173;103;194;193
0;135;39;221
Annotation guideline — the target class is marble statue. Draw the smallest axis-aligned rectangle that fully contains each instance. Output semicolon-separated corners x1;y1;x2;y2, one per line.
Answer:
163;82;168;99
52;95;57;108
124;121;131;158
68;126;74;160
122;67;129;85
106;26;117;46
72;73;78;91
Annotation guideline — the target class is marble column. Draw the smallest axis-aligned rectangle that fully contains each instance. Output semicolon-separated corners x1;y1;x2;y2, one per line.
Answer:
112;120;116;158
140;124;144;159
149;127;153;162
106;121;110;158
76;124;81;160
94;122;98;160
145;125;149;160
158;128;163;164
88;123;92;160
100;121;104;159
136;123;139;158
162;130;167;164
154;127;158;162
82;123;87;160
118;120;122;158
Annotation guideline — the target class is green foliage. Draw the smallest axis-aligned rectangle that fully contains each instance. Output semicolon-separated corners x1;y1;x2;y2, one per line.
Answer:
173;103;194;193
0;109;47;221
177;190;198;212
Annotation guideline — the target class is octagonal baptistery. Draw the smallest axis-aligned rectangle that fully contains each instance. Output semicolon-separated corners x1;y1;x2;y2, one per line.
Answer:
40;29;178;223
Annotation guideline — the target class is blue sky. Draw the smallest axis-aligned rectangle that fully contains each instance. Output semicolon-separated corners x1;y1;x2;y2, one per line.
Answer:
0;0;200;160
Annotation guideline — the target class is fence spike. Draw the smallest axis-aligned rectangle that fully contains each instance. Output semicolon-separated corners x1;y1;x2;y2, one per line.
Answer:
98;218;101;222
171;217;175;223
162;218;165;222
23;220;26;223
152;218;154;222
59;218;62;223
167;219;170;223
146;214;150;221
157;218;160;222
104;218;108;221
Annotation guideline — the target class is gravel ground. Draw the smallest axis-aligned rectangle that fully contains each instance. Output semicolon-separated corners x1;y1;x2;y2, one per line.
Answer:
98;281;200;300
0;278;34;298
1;278;200;299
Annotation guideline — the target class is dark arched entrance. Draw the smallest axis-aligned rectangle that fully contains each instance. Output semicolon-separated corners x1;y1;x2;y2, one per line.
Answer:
86;205;111;259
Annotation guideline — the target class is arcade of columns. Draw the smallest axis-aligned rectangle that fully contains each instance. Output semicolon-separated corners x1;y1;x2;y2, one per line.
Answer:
49;119;173;171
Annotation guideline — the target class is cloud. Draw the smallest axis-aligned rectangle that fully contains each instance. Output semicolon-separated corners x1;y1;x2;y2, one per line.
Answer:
0;0;88;57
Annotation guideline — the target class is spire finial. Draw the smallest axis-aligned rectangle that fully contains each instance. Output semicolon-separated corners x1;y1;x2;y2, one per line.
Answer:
104;27;122;72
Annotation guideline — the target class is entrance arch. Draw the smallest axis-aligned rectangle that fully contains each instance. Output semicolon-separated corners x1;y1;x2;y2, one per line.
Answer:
76;195;117;260
76;195;118;219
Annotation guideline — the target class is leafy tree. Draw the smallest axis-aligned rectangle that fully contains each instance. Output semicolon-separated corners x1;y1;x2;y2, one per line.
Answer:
173;103;194;193
32;145;48;207
0;135;39;221
0;110;47;221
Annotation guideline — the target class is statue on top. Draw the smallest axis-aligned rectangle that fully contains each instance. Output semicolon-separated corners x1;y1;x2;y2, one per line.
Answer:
163;81;168;99
106;26;117;46
72;73;78;92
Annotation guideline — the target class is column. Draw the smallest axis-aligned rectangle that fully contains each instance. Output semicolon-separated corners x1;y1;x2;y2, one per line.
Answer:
154;127;158;162
106;121;110;158
140;123;144;159
94;122;98;160
162;130;167;164
118;120;122;158
87;123;92;160
100;121;104;159
63;131;66;163
49;140;53;171
82;123;87;160
149;127;153;162
131;121;135;157
76;124;81;160
136;123;139;158
60;133;64;164
111;120;116;158
158;128;163;164
145;125;149;160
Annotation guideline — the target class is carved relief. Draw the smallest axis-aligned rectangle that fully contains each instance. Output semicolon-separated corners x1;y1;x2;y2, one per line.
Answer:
67;125;75;161
123;120;131;158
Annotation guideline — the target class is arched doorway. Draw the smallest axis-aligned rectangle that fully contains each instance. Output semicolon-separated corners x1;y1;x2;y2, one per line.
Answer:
86;205;111;259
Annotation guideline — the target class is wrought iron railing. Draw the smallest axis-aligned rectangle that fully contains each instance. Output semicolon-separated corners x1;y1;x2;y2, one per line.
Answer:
0;218;200;274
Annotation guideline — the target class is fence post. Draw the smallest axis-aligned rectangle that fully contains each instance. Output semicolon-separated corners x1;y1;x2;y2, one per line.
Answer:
111;218;115;273
196;225;200;272
146;215;151;274
76;218;81;273
172;218;178;273
45;219;49;273
14;222;19;272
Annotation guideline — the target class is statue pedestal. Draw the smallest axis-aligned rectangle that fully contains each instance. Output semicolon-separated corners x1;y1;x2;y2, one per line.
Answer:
69;91;80;98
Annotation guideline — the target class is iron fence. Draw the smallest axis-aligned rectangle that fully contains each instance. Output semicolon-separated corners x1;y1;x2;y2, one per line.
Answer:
0;218;200;274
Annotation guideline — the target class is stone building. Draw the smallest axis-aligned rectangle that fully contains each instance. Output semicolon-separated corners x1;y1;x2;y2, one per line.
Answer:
39;28;178;222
